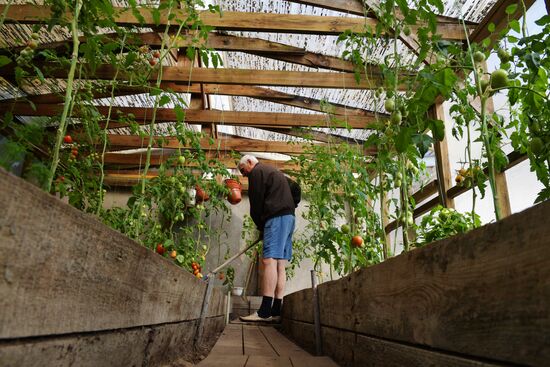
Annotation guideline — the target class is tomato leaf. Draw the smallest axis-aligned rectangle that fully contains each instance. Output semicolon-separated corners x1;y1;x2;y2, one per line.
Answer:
0;55;11;68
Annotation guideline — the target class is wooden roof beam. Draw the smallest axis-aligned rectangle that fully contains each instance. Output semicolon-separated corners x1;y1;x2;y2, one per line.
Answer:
286;0;478;25
0;5;471;40
102;152;298;170
470;0;536;46
0;64;403;90
0;82;381;117
105;135;324;154
0;30;381;73
0;104;378;129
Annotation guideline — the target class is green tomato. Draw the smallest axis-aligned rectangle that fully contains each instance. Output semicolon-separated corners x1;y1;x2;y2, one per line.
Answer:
473;51;486;63
341;224;350;234
497;48;511;63
178;155;186;165
390;111;402;124
530;137;544;156
384;98;396;113
480;78;490;93
490;69;509;89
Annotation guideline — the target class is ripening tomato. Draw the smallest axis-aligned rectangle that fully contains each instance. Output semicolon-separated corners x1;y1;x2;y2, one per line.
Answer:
351;235;364;248
156;244;165;255
63;135;73;144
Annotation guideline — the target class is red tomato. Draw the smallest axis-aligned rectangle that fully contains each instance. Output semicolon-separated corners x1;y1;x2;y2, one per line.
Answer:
156;244;165;255
351;235;364;248
63;135;73;144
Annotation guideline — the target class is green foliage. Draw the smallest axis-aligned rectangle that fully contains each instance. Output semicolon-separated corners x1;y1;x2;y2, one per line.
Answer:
2;0;230;276
415;206;480;246
292;143;384;275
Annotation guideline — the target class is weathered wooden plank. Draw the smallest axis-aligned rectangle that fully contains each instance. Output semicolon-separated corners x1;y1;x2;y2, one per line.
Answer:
354;334;501;367
102;154;297;170
0;103;377;129
319;199;550;365
246;355;293;367
106;134;321;154
281;288;314;324
197;355;248;367
287;0;478;26
243;325;278;357
0;5;469;40
289;356;340;367
207;323;244;356
0;83;378;117
280;319;317;357
259;326;311;358
0;63;391;90
412;179;438;204
320;326;500;367
0;326;151;367
470;0;536;46
0;168;224;338
247;50;357;73
163;32;307;54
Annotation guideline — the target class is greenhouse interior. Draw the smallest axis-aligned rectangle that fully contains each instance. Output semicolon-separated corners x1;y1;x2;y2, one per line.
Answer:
0;0;549;366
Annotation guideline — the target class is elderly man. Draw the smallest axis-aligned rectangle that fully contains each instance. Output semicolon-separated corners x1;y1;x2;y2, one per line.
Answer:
238;154;296;322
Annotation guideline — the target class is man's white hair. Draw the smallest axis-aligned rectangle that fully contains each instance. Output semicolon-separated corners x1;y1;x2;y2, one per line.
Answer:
239;154;259;166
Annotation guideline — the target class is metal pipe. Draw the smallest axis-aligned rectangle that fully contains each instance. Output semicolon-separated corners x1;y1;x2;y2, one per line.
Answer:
206;238;261;279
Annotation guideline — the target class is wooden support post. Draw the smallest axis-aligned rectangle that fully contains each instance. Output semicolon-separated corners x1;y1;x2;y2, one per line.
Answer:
482;62;512;217
430;103;455;209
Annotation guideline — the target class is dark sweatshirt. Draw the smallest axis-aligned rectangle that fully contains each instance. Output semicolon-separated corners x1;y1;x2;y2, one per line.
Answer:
248;163;295;231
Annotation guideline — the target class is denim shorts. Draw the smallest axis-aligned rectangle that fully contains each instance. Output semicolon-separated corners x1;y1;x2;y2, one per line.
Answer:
263;214;295;260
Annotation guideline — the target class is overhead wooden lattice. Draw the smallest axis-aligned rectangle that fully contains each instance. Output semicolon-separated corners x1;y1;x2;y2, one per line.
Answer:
0;0;498;157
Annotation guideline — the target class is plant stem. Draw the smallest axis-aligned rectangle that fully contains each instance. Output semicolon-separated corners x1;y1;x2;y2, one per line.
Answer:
378;168;388;260
46;0;82;192
96;34;127;216
460;14;502;221
480;96;502;220
466;122;477;217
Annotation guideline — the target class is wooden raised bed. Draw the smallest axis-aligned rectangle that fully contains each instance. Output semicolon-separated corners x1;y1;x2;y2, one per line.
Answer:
0;168;226;366
282;200;550;366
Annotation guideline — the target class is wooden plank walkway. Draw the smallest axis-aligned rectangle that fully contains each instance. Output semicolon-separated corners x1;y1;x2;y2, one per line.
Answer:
197;323;339;367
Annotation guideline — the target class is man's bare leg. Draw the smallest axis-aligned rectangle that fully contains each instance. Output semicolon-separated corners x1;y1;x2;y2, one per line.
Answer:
274;259;287;299
262;257;277;297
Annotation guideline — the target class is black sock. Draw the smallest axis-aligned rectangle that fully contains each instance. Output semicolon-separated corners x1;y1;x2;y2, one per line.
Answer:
257;296;273;318
271;298;283;316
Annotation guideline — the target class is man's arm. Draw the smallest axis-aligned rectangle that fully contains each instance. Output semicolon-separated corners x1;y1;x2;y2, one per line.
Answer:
248;169;265;230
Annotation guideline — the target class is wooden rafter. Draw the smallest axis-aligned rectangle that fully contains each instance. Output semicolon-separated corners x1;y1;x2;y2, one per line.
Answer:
470;0;536;46
0;104;378;129
103;152;298;170
3;32;356;72
286;0;478;25
0;5;469;40
1;83;382;117
0;64;399;90
105;135;325;154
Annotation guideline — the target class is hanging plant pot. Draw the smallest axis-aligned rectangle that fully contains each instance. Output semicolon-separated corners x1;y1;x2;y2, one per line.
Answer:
195;184;210;203
224;178;242;205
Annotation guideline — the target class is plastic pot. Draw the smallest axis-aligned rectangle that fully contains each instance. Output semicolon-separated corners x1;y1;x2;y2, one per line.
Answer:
224;178;242;205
